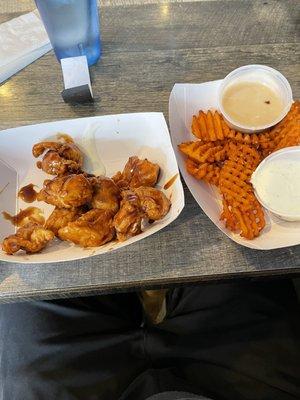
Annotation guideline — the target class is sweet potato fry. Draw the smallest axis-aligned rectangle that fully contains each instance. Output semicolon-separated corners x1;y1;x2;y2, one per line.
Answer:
231;203;265;240
185;158;220;186
226;130;263;146
191;110;230;141
180;101;298;240
220;199;265;239
220;200;238;232
227;142;261;168
219;162;257;211
178;141;227;164
260;101;300;156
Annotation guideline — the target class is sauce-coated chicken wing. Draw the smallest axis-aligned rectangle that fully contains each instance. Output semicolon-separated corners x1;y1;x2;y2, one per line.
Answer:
90;176;120;214
133;187;171;220
112;156;160;189
113;190;145;241
2;223;54;255
58;209;115;247
2;207;45;227
45;207;84;236
113;186;171;241
37;174;93;208
32;136;83;175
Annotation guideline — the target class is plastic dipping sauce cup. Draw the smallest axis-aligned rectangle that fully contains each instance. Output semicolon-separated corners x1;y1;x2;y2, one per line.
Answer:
35;0;101;66
251;146;300;222
218;65;293;133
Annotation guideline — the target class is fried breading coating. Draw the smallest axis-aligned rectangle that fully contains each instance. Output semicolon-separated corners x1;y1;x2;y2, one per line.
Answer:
113;190;145;241
2;223;54;255
89;176;120;214
2;207;45;227
112;156;160;189
133;187;171;220
45;207;84;236
58;209;115;247
32;135;83;176
37;174;93;208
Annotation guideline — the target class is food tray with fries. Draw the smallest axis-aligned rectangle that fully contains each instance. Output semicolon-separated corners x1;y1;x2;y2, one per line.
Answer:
169;75;300;250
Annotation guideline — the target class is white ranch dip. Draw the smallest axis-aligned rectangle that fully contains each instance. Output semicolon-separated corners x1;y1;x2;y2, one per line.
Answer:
251;149;300;219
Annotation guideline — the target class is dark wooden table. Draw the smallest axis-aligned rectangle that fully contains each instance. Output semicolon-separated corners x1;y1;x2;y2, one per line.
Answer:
0;0;299;303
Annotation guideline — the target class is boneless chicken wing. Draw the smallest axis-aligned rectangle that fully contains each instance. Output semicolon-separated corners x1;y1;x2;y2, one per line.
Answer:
58;209;115;247
37;174;93;208
2;224;54;255
112;156;160;189
45;207;85;236
113;190;145;241
113;186;171;241
133;187;171;220
1;145;172;256
89;176;120;214
32;136;83;176
2;207;45;227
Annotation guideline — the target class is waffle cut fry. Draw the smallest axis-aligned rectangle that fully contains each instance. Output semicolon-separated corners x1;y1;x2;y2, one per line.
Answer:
185;158;221;186
220;199;238;232
219;159;257;211
272;102;300;151
259;101;300;156
226;129;264;146
221;199;265;240
192;110;233;141
178;140;227;164
219;143;261;211
227;142;261;168
179;101;299;240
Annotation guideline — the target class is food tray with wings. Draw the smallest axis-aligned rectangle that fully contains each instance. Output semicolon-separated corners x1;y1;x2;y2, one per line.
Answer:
0;113;184;263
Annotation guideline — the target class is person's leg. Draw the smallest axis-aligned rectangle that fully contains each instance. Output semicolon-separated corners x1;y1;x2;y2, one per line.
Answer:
0;293;147;400
139;279;300;400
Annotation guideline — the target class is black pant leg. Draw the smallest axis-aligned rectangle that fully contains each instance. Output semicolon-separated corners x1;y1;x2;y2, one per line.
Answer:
0;293;146;400
143;280;300;400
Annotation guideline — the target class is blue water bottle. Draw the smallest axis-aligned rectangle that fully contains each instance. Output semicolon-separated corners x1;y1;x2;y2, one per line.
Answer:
35;0;101;66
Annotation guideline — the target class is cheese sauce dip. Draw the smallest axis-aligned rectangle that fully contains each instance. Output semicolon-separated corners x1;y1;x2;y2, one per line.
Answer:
218;65;293;133
222;81;284;127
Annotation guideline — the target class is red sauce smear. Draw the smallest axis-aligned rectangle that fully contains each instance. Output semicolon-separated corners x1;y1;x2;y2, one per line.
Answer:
163;173;179;190
18;184;38;203
2;207;44;227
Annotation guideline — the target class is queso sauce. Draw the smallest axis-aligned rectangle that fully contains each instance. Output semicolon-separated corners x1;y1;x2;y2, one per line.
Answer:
222;81;284;127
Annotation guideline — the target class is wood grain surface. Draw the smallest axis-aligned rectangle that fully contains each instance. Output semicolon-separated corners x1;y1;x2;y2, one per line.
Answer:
0;0;299;302
0;0;217;14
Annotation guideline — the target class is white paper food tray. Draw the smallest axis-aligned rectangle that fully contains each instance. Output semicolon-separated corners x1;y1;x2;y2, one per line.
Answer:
169;81;300;250
0;112;184;263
